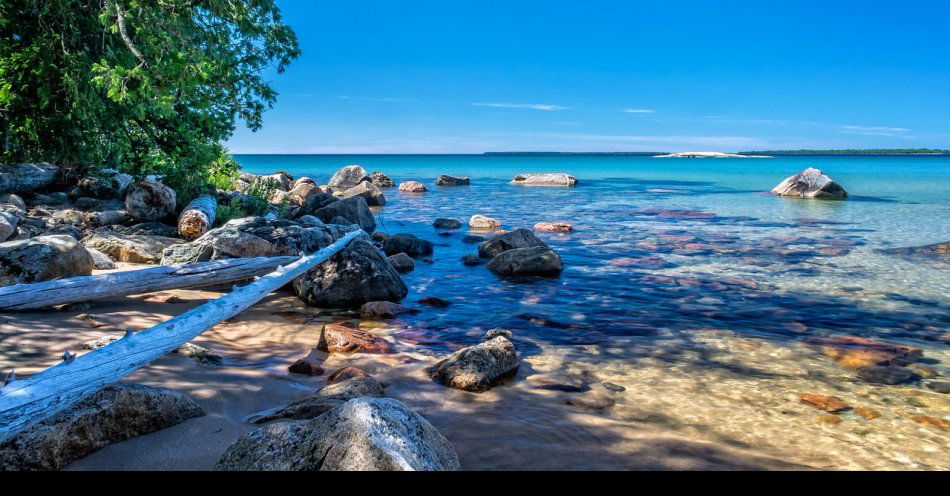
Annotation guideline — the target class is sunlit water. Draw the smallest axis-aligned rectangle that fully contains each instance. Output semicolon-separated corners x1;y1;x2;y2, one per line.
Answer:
233;154;950;469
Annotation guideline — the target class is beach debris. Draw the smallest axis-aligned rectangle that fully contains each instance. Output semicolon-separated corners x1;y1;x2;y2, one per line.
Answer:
75;313;106;328
3;370;13;387
428;336;519;392
799;393;850;413
0;384;204;471
124;328;135;338
770;167;848;199
397;180;427;193
468;214;501;231
435;175;470;186
316;323;395;354
602;382;626;392
217;397;460;471
61;351;76;363
510;173;578;187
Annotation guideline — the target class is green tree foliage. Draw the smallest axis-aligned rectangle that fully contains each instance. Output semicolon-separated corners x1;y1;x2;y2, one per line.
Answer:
0;0;299;201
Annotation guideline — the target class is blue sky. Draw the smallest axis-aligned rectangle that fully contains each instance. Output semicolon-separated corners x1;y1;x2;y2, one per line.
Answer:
225;1;950;153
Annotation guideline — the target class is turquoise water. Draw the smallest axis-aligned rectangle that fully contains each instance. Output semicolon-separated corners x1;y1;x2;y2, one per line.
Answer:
232;154;950;468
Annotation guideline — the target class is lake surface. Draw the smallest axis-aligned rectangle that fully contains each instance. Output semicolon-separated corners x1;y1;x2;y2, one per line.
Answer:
233;154;950;469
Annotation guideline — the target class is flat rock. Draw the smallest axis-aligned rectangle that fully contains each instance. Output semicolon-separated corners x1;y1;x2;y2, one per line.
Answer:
428;336;519;392
435;175;470;186
799;393;850;413
510;173;578;187
534;221;573;233
803;335;923;368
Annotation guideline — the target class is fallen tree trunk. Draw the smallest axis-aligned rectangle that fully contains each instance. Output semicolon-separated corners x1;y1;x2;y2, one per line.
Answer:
0;163;60;194
0;255;300;311
0;228;365;442
177;195;217;240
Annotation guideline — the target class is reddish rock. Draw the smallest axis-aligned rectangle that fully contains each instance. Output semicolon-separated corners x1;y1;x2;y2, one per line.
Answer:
326;366;372;384
853;407;880;420
359;301;407;319
534;222;573;233
803;336;923;368
911;415;950;430
799;393;850;413
397;181;427;193
317;323;395;354
288;359;324;376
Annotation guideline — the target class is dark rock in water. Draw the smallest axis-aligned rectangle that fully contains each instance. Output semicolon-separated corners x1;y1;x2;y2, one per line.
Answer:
316;323;395;354
0;384;204;471
477;228;547;258
855;365;920;385
294;240;407;308
370;172;395;188
879;241;950;263
926;381;950;394
770;167;848;199
387;252;415;273
215;397;460;471
360;300;408;319
428;336;519;392
328;165;370;190
341;181;386;207
251;376;385;423
383;233;433;258
288;359;324;376
433;218;462;229
435;175;470;186
125;179;177;221
460;254;483;266
462;235;485;244
0;235;94;286
293;191;339;218
371;231;390;243
486;245;564;276
419;296;452;308
113;222;179;238
566;394;616;410
312;196;376;233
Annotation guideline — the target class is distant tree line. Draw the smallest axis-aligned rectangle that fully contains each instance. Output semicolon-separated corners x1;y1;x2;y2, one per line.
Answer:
738;149;950;156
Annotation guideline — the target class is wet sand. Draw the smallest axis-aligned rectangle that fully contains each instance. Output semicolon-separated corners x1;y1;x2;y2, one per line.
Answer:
1;263;946;471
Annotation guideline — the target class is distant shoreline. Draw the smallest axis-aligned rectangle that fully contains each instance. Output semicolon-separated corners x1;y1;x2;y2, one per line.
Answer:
233;151;950;157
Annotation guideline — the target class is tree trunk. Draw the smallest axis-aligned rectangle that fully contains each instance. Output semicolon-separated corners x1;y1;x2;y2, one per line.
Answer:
0;229;364;442
0;255;301;311
0;163;59;194
177;195;217;240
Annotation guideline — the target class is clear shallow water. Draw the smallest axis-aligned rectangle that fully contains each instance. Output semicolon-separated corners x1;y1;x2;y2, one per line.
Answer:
234;154;950;468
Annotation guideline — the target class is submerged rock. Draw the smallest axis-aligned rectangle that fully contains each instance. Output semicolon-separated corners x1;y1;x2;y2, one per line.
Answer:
433;218;462;229
360;301;409;319
435;175;470;186
251;376;385;423
428;336;519;392
288;358;324;376
770;167;848;199
0;235;94;286
799;393;850;413
383;233;433;258
855;365;920;385
803;335;923;368
477;228;546;258
125;180;177;221
387;252;415;273
460;254;483;266
327;366;373;384
0;384;204;471
293;240;407;308
879;241;950;263
534;222;573;233
486;245;564;276
216;397;460;471
510;173;578;187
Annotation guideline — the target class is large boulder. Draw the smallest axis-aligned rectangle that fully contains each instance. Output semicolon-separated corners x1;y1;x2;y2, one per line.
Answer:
293;239;407;308
328;165;370;190
486;245;564;276
428;336;519;392
770;167;848;199
215;397;460;471
312;196;376;233
0;235;94;286
383;233;433;258
369;172;395;188
250;376;386;424
435;175;470;186
125;180;177;221
161;217;355;265
469;214;501;231
83;229;181;264
341;181;386;207
293;191;339;218
510;173;578;187
477;228;546;258
0;384;204;471
0;211;16;241
387;252;415;273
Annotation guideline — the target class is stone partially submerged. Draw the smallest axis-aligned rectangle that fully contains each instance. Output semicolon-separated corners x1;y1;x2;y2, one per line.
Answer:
0;384;204;471
477;228;546;258
428;336;519;392
510;173;578;187
485;245;564;276
215;397;460;471
770;167;848;199
293;239;408;308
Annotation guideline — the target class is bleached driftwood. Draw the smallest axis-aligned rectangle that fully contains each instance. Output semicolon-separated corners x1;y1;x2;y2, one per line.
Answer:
0;163;59;194
0;256;299;311
0;228;364;442
177;195;217;240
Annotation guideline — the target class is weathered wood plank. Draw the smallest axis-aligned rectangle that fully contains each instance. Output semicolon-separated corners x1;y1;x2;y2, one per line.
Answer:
0;229;364;442
0;256;298;311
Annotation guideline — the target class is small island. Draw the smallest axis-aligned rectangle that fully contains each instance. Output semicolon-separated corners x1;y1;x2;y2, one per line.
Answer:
654;151;772;158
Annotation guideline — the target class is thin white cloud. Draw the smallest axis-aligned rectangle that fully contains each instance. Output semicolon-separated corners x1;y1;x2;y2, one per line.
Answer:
623;108;654;113
336;95;418;102
472;102;568;111
840;125;910;136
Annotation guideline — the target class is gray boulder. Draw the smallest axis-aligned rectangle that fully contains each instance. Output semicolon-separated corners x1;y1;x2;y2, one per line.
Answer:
312;196;376;233
249;376;386;424
87;247;117;269
387;252;415;273
435;175;470;186
0;193;27;212
0;384;204;471
370;172;395;188
293;191;339;218
293;239;408;308
342;181;386;206
383;233;433;258
486;245;564;276
215;397;459;471
477;228;547;258
328;165;370;190
429;336;519;392
770;167;848;199
83;229;181;264
432;218;462;229
125;180;177;221
0;235;94;286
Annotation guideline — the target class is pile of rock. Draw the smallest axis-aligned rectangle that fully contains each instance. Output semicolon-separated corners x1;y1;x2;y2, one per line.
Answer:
476;228;563;276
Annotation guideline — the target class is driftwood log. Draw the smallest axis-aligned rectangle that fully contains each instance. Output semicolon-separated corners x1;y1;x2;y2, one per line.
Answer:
0;163;59;194
0;256;299;311
0;228;365;442
177;195;217;240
